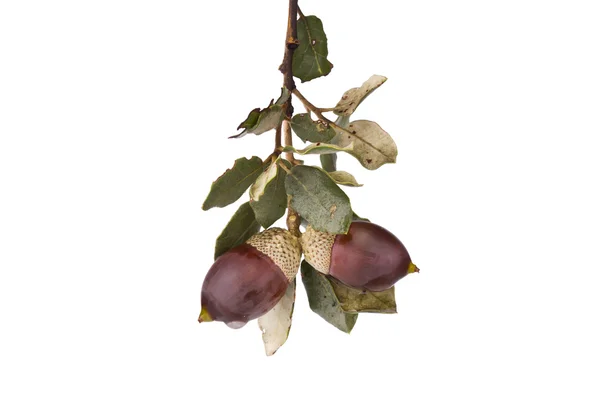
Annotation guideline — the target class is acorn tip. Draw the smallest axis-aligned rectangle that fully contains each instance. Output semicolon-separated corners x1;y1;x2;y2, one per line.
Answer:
408;262;420;274
198;307;213;323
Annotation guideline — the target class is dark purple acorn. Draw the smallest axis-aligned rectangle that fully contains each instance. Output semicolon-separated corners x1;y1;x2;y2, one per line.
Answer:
301;221;418;291
199;228;301;329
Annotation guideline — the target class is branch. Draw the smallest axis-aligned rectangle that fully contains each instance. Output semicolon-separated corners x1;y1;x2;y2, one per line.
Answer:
274;122;282;153
282;120;296;163
280;0;301;237
279;0;299;95
279;0;299;165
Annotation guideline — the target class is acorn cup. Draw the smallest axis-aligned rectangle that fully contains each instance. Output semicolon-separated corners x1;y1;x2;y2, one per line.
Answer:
199;228;302;329
301;221;419;292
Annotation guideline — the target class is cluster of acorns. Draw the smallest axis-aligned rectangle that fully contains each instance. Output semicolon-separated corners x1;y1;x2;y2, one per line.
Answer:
199;221;418;328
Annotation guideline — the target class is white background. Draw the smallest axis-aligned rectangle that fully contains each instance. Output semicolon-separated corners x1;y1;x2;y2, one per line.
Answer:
1;0;599;399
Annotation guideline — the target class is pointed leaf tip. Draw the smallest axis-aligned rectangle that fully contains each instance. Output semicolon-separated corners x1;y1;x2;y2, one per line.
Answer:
334;75;388;116
202;156;264;210
232;88;290;138
328;171;363;187
214;202;260;259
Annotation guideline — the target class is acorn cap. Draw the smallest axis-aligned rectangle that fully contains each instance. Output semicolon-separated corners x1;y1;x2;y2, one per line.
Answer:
300;225;335;275
246;227;302;282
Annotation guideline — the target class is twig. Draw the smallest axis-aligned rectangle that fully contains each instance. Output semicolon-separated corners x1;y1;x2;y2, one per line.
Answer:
279;0;299;164
280;0;302;237
292;88;327;121
297;5;306;19
282;121;295;163
274;122;282;154
279;0;299;94
292;88;354;135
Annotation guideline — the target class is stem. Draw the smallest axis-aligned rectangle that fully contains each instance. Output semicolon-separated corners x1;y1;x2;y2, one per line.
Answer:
293;88;351;135
280;0;301;237
292;88;328;121
282;120;294;163
293;88;340;173
279;0;299;95
297;5;306;19
276;158;292;174
274;123;282;154
280;0;299;161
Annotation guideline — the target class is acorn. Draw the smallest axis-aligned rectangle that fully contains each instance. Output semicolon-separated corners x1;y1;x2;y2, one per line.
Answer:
199;228;302;329
301;221;418;291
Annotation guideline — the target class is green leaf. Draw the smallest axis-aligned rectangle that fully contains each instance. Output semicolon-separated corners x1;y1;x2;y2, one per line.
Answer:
301;261;358;333
291;113;336;143
331;120;397;170
352;212;370;222
320;154;337;172
329;278;397;314
335;115;351;129
293;15;333;82
328;171;362;187
249;160;278;202
258;279;296;356
231;88;290;138
319;117;342;173
282;142;355;156
334;75;388;116
202;156;264;210
285;165;352;234
214;202;261;259
249;159;290;228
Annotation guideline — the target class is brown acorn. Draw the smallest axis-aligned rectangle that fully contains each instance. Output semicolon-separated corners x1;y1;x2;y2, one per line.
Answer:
199;228;301;329
301;221;418;292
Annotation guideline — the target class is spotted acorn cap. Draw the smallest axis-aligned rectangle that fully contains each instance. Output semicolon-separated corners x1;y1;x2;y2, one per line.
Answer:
246;227;302;281
300;225;336;275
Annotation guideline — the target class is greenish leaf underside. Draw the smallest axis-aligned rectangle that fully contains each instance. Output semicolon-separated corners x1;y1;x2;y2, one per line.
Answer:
320;153;337;172
285;165;352;234
250;159;291;228
301;261;358;333
334;75;388;116
258;279;296;356
282;142;354;156
328;170;362;187
331;120;397;170
231;88;290;138
329;278;397;314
